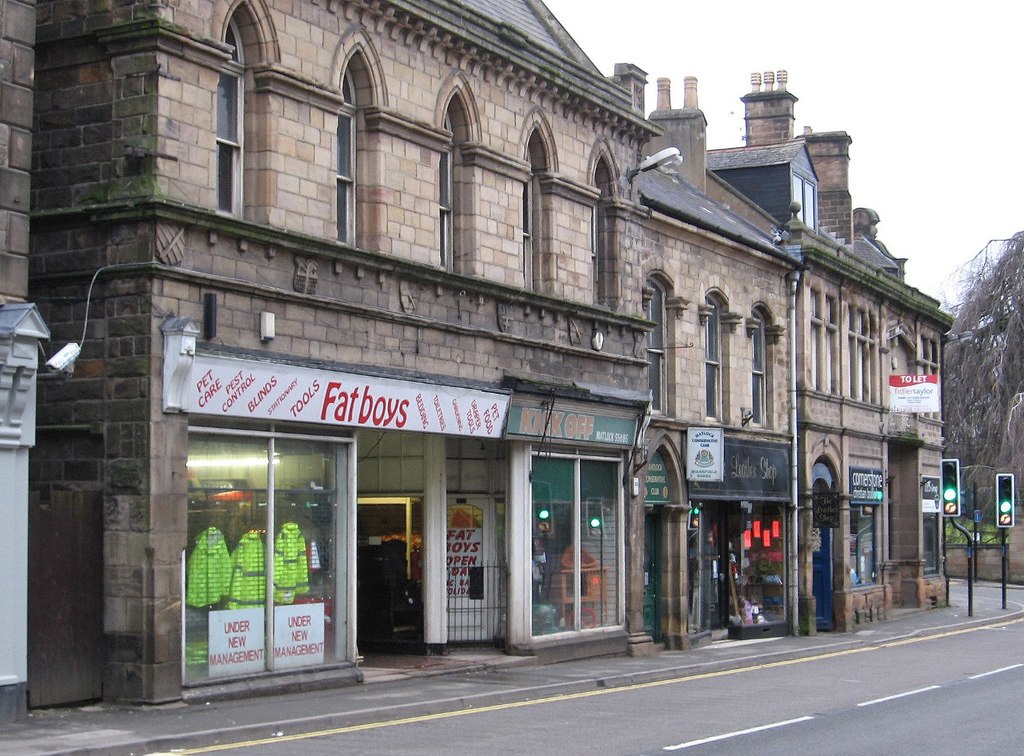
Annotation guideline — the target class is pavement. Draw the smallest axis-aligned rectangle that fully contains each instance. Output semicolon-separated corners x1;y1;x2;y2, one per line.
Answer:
4;580;1021;756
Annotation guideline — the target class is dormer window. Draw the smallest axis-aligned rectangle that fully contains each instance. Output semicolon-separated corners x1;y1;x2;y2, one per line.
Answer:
792;173;816;229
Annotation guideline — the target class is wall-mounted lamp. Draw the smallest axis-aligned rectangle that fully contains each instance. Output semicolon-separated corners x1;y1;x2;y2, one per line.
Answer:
741;408;754;426
260;311;276;342
626;147;683;183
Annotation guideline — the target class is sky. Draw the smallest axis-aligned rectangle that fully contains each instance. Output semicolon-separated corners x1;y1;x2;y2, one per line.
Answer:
542;0;1022;307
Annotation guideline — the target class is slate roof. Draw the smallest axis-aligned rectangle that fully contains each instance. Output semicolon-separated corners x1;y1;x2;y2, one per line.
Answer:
852;238;902;275
707;142;811;172
454;0;599;72
638;171;800;265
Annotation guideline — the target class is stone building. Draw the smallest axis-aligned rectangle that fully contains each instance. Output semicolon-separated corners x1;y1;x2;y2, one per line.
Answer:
26;0;660;705
630;77;800;648
708;72;953;633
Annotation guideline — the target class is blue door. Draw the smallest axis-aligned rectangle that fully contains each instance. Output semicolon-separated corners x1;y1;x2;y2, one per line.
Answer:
812;526;833;630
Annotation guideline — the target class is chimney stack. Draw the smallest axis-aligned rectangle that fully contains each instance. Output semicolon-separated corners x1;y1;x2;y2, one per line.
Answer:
804;131;853;243
741;69;797;146
646;77;707;191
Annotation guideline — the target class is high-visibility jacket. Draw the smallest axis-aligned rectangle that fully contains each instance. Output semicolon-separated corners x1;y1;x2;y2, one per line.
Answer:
185;527;232;608
274;522;309;604
227;530;266;609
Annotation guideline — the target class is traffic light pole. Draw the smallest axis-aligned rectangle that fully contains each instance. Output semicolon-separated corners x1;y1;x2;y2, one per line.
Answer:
949;517;973;617
942;521;949;607
1001;527;1007;610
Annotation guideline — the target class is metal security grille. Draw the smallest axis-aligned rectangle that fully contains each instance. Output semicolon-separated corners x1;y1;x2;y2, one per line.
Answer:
447;564;508;646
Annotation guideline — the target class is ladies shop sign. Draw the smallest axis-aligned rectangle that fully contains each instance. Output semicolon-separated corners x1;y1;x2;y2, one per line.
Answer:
688;437;790;501
180;354;509;438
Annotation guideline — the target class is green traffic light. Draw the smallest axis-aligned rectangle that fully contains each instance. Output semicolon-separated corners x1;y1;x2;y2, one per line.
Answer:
1000;501;1012;513
537;507;550;520
589;516;601;529
942;488;957;502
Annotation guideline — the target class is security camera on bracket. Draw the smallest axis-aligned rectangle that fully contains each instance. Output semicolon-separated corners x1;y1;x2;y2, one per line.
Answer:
46;342;82;374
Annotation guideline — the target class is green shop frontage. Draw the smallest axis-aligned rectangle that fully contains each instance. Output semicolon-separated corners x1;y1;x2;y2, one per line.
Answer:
501;388;648;661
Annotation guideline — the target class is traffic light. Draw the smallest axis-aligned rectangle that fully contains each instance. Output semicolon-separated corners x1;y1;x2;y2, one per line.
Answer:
996;473;1015;527
535;505;551;533
941;458;961;517
688;504;701;530
586;501;603;536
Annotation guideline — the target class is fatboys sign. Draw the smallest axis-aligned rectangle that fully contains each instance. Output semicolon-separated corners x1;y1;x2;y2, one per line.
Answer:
182;354;509;438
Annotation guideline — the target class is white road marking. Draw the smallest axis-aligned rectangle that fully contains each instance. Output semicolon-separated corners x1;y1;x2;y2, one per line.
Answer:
857;685;940;707
663;716;814;751
969;663;1023;680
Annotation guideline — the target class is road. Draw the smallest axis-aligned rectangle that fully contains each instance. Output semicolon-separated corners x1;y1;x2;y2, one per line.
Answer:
168;609;1024;755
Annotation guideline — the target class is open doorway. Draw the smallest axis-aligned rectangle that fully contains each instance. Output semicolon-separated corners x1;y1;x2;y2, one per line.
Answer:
356;496;423;652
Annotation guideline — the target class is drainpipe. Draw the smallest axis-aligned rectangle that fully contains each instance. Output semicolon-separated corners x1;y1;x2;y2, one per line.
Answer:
786;266;802;635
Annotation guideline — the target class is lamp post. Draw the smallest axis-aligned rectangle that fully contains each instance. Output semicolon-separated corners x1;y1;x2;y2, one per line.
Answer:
626;147;683;184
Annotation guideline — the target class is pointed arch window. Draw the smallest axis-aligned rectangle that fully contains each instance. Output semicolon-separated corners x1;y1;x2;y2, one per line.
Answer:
336;72;356;245
439;113;453;269
593;159;614;305
525;130;549;290
646;281;666;413
217;21;243;214
439;98;469;271
703;296;724;419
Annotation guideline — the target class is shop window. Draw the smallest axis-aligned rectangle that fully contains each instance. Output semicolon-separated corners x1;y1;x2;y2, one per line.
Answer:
530;456;620;635
850;504;877;586
732;505;786;627
184;431;350;682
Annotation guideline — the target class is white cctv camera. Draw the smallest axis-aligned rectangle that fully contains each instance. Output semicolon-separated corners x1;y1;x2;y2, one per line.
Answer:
46;342;82;373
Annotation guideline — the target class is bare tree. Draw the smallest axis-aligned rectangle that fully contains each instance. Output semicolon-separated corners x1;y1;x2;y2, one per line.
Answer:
944;232;1024;508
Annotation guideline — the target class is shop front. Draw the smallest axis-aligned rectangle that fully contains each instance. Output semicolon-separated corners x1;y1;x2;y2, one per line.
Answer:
164;326;511;685
687;433;792;640
502;389;646;662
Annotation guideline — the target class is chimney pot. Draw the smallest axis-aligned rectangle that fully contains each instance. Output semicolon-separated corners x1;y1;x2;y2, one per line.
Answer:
657;78;672;110
777;70;788;91
751;72;762;92
683;76;698;109
763;71;775;90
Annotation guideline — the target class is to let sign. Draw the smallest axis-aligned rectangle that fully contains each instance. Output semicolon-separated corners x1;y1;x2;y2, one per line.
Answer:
889;374;940;413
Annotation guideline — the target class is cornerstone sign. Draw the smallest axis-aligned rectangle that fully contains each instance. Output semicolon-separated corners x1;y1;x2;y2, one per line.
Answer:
849;466;885;504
